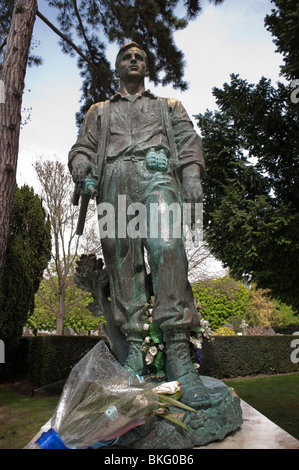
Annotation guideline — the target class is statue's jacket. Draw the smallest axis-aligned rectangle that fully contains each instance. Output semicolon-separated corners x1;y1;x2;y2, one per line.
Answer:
68;90;205;190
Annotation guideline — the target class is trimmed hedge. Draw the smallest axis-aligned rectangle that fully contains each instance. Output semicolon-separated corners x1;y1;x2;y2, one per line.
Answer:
27;336;101;385
1;335;298;386
200;335;299;379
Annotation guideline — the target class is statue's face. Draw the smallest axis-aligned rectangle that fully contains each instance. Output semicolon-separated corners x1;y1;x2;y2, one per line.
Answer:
117;47;148;83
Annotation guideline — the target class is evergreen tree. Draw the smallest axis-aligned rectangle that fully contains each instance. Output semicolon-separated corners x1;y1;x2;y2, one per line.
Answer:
195;0;299;312
0;185;51;348
264;0;299;80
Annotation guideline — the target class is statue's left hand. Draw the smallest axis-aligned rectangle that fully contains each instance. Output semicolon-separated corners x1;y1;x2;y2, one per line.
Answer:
182;165;203;230
181;164;203;204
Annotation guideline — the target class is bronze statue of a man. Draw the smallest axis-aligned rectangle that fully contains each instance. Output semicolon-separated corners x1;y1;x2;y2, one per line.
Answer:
68;42;209;408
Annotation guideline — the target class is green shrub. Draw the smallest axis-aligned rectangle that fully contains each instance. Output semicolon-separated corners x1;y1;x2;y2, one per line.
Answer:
192;276;249;329
213;327;236;336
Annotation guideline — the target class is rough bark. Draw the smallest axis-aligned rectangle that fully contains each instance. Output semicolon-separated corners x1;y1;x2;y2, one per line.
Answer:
0;0;37;281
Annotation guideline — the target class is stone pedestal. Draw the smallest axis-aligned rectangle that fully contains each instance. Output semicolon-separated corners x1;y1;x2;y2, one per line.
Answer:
26;396;299;450
198;399;299;449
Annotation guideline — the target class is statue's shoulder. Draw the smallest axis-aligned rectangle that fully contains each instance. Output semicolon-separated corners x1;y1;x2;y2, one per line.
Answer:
159;97;178;105
159;97;181;111
90;100;110;113
166;97;180;106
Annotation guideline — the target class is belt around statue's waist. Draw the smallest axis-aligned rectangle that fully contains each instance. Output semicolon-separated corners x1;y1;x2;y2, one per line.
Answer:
106;148;170;163
105;155;144;163
122;155;145;162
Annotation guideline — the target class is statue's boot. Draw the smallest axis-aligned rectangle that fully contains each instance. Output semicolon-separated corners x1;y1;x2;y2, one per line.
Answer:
123;339;145;376
165;333;211;410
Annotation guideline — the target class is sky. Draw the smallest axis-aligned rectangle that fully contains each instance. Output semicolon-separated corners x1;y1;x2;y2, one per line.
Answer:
17;0;285;187
15;0;286;276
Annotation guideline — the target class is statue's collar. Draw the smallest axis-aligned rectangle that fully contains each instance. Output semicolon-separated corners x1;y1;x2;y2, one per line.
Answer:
110;89;157;101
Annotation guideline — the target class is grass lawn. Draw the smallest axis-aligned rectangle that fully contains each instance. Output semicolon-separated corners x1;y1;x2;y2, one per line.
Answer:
0;373;298;449
0;387;60;449
225;372;299;441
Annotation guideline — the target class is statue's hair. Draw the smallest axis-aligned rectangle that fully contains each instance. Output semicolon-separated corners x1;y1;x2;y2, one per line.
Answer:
115;42;148;71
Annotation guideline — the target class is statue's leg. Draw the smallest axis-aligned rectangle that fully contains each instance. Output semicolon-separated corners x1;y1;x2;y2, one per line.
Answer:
101;235;148;375
144;187;210;408
163;333;211;409
100;160;150;374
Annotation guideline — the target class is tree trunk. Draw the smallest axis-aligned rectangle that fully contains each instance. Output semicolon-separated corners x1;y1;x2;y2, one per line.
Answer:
56;291;66;335
0;0;37;282
56;313;64;336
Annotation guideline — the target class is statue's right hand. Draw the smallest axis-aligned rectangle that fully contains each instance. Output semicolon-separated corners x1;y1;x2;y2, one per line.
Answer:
71;155;93;183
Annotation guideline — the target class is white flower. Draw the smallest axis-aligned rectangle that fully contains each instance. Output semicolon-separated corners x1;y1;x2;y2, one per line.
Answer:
153;381;181;394
145;352;154;365
145;336;151;343
158;344;165;351
149;346;158;356
190;337;202;349
143;323;150;331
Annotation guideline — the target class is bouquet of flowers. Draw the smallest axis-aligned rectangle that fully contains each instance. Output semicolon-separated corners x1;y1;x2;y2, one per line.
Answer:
29;341;196;449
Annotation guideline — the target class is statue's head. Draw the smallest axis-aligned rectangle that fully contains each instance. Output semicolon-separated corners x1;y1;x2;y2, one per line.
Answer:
115;42;148;78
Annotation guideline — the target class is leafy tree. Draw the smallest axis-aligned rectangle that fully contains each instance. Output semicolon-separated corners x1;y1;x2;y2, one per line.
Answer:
245;285;299;331
245;286;280;329
195;0;299;312
192;276;249;330
192;276;297;332
27;277;103;334
0;185;51;347
196;75;299;311
33;158;100;335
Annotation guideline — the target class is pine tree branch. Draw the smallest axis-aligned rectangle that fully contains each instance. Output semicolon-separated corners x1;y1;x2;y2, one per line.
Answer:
36;9;103;81
72;0;93;55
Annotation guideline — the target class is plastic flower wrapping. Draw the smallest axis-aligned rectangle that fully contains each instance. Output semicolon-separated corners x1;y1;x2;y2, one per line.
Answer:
27;341;195;449
27;341;161;449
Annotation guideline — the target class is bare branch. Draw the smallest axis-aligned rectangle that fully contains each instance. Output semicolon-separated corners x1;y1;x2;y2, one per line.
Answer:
37;290;58;315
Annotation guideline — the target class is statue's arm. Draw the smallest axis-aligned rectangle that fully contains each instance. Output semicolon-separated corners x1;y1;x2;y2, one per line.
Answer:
68;103;102;183
170;100;204;203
